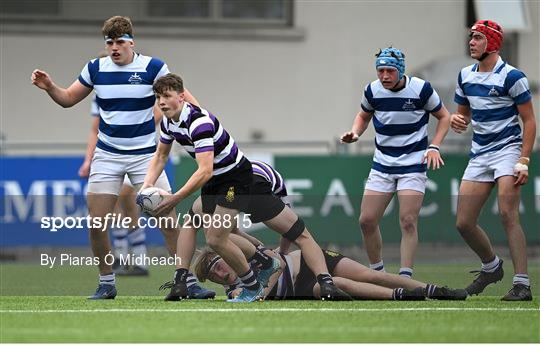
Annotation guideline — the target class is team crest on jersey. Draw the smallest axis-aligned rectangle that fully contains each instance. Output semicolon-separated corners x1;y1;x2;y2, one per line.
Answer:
225;187;235;202
324;250;340;257
128;73;143;84
402;99;415;111
488;87;499;97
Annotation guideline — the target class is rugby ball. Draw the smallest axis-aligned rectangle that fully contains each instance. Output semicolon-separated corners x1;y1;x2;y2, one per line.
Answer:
136;187;166;215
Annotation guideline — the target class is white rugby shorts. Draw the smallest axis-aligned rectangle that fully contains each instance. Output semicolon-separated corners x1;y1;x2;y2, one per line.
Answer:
87;148;171;195
462;144;521;182
364;169;427;194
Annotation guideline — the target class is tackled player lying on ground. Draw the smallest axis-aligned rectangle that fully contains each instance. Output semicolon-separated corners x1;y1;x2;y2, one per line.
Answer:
186;237;468;301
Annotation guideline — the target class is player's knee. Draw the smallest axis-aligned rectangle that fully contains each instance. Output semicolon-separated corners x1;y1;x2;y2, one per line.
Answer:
359;214;377;234
456;218;474;234
363;269;380;283
205;232;226;250
283;217;306;243
399;214;417;233
499;208;519;229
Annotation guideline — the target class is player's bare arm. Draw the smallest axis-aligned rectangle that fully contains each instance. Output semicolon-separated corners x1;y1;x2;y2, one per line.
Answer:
450;104;471;134
341;110;373;143
141;141;172;190
31;71;91;108
79;116;100;178
423;105;450;170
514;100;536;185
153;150;214;217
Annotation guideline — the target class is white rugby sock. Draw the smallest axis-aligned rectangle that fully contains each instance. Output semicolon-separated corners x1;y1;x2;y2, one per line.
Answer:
99;273;115;286
481;256;500;273
186;272;198;288
513;274;530;287
399;267;413;278
370;260;385;272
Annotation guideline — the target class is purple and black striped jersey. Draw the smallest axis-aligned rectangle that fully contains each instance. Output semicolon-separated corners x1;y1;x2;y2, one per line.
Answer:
251;160;288;198
160;102;244;176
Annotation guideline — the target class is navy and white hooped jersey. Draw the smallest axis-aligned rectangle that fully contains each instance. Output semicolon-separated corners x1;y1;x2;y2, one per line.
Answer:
361;76;442;174
251;160;288;198
454;57;531;158
159;102;244;176
90;95;99;117
78;53;169;155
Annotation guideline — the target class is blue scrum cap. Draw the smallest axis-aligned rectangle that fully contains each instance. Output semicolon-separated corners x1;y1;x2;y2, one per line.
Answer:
375;47;405;80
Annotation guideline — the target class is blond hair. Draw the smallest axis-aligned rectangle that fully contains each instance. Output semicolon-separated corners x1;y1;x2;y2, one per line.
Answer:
192;247;219;282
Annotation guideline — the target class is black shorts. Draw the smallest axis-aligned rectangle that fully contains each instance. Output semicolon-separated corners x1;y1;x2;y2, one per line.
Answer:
293;249;346;299
246;175;286;223
201;157;253;214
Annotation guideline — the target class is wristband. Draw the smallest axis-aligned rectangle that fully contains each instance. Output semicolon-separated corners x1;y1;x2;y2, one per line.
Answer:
424;145;440;158
518;157;530;165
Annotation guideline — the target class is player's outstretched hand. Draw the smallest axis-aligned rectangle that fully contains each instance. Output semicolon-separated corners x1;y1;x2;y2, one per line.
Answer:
450;113;469;133
340;131;359;143
423;150;444;170
31;69;53;90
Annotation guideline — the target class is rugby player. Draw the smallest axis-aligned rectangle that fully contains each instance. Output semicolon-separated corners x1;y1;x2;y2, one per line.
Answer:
451;20;536;301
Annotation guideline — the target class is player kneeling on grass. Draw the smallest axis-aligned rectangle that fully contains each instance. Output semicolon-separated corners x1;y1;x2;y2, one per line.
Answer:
142;73;350;302
194;242;468;301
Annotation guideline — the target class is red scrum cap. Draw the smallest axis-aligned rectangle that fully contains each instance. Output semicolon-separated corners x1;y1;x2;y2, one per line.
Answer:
471;20;504;53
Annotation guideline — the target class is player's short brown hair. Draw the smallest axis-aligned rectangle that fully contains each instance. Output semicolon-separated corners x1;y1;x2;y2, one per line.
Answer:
153;73;185;95
193;247;219;282
102;16;133;39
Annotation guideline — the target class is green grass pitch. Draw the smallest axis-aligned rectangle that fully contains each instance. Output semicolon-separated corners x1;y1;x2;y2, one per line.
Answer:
1;263;539;342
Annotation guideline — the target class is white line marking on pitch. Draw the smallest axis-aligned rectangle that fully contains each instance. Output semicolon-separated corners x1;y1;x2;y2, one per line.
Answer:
1;307;538;313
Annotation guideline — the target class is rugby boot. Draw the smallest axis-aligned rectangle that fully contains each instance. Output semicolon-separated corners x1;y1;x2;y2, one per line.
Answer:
257;257;282;288
227;284;265;302
88;284;117;300
160;280;189;301
187;284;216;299
501;284;533;301
465;259;504;295
319;281;353;301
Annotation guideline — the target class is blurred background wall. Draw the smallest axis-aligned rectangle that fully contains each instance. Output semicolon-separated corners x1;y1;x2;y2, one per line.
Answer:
1;0;538;154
